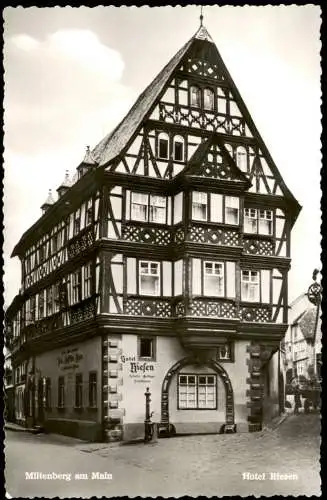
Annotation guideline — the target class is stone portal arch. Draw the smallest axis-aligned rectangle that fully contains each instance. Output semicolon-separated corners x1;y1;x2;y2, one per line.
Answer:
161;356;235;433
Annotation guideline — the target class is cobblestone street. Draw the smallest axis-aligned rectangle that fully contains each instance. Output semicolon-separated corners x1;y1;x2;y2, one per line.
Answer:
5;414;320;497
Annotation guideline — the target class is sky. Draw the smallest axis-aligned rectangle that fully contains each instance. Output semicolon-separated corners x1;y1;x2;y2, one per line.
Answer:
3;5;322;306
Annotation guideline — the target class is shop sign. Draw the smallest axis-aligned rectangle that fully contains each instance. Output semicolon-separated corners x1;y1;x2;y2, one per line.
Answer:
120;355;155;383
57;347;84;371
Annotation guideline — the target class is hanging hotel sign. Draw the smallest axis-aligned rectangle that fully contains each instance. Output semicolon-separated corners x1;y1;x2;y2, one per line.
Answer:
120;355;155;383
57;347;84;371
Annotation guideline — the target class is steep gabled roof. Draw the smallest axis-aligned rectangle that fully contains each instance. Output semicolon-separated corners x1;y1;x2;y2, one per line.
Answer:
91;27;212;168
298;307;320;343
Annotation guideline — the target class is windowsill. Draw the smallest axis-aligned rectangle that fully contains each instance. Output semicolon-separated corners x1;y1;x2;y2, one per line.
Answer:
191;221;240;229
87;406;98;411
73;406;84;412
125;220;169;228
243;232;273;239
241;301;271;307
177;407;218;411
138;357;156;362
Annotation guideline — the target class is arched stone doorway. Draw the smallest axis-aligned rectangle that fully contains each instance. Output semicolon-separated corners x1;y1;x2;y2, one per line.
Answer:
160;356;235;434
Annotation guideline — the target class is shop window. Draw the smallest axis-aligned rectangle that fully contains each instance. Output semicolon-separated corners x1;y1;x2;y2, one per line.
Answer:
190;86;201;107
89;372;97;408
75;373;83;409
204;88;214;110
138;336;156;360
58;376;65;408
178;374;217;409
204;261;224;297
139;261;160;296
192;191;207;221
173;136;184;162
241;270;260;302
225;196;239;225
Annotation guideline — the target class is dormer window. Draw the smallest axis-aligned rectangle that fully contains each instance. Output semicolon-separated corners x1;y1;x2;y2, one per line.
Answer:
204;88;214;110
173;135;184;162
158;132;169;159
190;85;201;107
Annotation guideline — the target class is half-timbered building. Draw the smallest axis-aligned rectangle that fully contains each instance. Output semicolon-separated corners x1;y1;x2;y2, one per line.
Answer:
7;23;301;441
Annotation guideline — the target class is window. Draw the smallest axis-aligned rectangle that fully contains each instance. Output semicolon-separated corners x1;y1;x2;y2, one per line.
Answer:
86;200;93;226
45;378;51;410
75;374;83;408
39;245;45;264
58;376;65;408
241;270;260;302
192;191;207;221
72;270;82;304
225;196;239;225
89;372;97;408
84;263;92;298
190;86;201;107
258;210;273;235
158;133;169;159
149;196;166;224
38;292;45;319
30;296;36;322
53;283;60;313
139;261;160;296
138;337;156;360
52;234;58;254
178;374;217;409
244;208;273;235
244;208;258;233
217;344;232;361
46;287;53;316
173;136;184;161
204;262;224;297
131;193;167;224
236;146;247;172
204;88;214;110
73;210;81;236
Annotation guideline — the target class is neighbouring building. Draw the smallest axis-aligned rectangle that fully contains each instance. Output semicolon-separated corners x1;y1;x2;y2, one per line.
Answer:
283;292;322;386
6;22;301;441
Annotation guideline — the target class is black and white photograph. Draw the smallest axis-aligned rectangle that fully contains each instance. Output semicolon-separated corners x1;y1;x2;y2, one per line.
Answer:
3;5;322;498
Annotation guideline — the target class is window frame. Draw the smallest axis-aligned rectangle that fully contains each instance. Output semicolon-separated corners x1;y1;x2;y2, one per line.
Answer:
241;269;260;303
130;192;168;225
244;207;273;236
190;85;201;108
203;261;225;297
203;87;215;111
72;269;82;304
84;263;92;298
191;191;240;226
138;336;156;361
58;376;65;409
139;260;161;296
74;373;83;409
177;373;217;410
192;191;208;221
88;371;97;409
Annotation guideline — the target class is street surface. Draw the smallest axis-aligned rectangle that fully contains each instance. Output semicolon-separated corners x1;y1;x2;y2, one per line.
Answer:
5;414;320;498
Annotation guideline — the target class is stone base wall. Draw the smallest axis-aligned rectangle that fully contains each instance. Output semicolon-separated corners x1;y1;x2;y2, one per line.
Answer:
45;418;102;442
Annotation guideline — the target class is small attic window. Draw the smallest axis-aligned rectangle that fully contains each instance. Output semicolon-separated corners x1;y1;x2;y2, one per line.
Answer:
158;132;169;159
190;86;201;107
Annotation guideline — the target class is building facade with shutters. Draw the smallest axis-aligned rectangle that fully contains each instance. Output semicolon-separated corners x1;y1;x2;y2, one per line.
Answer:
6;23;301;441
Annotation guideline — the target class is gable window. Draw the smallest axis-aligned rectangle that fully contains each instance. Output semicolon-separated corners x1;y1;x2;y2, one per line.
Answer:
190;85;201;107
244;208;273;235
173;136;184;162
192;191;207;221
204;88;214;110
241;270;260;302
89;372;97;408
204;262;224;297
58;376;65;408
236;146;247;172
139;261;160;296
158;132;169;159
178;374;217;409
75;373;83;409
138;336;156;360
225;196;239;225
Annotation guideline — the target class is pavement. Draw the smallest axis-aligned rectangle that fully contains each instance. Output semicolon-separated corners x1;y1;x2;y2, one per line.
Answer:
5;413;321;498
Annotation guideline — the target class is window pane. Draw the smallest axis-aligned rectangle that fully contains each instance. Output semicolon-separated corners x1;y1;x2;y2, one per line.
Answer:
192;192;207;221
159;138;168;159
191;86;201;107
225;196;239;225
